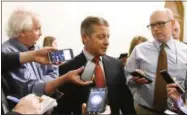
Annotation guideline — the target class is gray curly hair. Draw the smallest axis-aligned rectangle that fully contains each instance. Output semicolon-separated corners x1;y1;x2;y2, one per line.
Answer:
7;9;39;38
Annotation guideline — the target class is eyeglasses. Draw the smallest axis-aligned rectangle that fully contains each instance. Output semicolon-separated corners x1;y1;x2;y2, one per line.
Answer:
147;20;171;29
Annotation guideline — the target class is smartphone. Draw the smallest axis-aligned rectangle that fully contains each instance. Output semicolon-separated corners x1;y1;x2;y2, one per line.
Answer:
130;71;152;83
86;88;108;114
160;70;185;94
81;61;96;81
48;49;73;64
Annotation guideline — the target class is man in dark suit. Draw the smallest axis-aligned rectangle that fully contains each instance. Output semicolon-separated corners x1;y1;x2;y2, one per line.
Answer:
56;16;136;114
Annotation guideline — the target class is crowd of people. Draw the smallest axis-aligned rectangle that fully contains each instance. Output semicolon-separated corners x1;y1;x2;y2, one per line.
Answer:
1;7;187;115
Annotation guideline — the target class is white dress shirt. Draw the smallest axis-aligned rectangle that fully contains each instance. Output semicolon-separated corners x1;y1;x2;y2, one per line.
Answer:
125;38;187;109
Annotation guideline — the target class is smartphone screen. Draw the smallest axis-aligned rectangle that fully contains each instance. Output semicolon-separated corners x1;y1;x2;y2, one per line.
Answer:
48;49;73;64
81;61;96;81
87;88;108;114
160;70;185;94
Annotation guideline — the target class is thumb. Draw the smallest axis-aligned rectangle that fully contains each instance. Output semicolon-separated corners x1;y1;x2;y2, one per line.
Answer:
75;66;84;74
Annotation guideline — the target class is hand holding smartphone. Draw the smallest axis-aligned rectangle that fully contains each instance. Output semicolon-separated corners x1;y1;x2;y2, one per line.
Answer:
81;61;96;81
160;70;185;94
130;71;152;84
48;49;73;64
86;88;108;114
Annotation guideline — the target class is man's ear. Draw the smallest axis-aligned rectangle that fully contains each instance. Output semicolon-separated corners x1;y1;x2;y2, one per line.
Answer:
81;34;88;45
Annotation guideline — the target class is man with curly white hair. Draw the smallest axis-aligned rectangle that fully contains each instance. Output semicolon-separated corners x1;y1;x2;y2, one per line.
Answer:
6;9;41;47
2;9;93;103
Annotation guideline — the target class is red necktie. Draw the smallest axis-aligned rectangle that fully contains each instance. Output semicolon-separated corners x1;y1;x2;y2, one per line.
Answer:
93;57;105;88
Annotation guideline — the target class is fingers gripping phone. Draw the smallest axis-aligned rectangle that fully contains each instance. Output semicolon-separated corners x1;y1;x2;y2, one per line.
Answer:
130;71;152;83
160;70;185;94
81;61;96;81
48;49;73;64
86;88;108;114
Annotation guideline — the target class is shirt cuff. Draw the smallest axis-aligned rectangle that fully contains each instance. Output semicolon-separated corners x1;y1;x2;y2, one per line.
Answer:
32;81;46;95
176;96;184;107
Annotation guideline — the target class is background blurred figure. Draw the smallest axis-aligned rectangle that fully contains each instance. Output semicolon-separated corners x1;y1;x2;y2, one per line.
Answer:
128;36;148;56
172;20;181;41
118;53;128;67
42;36;59;82
43;36;58;48
118;36;147;68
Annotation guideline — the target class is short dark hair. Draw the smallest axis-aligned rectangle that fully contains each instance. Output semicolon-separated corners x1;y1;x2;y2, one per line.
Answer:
80;16;109;37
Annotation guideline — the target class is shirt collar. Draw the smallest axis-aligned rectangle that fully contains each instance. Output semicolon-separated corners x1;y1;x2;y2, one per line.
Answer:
153;37;175;50
83;48;102;61
9;38;35;51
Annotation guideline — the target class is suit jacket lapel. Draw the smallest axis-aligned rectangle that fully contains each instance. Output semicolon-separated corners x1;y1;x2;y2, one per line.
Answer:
102;56;111;84
76;52;87;66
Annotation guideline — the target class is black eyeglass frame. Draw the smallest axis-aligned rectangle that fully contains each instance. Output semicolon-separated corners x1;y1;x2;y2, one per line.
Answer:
147;20;171;29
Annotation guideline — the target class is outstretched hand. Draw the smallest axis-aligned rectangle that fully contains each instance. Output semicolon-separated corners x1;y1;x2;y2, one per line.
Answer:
62;66;93;86
32;47;57;64
166;83;181;102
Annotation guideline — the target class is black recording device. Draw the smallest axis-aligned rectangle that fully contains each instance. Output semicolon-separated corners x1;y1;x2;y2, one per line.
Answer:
130;71;152;83
160;70;185;94
86;88;108;114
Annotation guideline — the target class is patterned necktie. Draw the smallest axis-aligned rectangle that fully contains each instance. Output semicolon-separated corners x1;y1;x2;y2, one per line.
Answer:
93;57;105;88
154;43;168;112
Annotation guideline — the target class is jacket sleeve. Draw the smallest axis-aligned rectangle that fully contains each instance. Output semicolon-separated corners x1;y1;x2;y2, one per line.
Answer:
1;52;20;74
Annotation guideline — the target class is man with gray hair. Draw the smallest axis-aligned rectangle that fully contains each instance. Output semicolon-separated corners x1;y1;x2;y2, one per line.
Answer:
2;9;93;102
125;8;187;114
